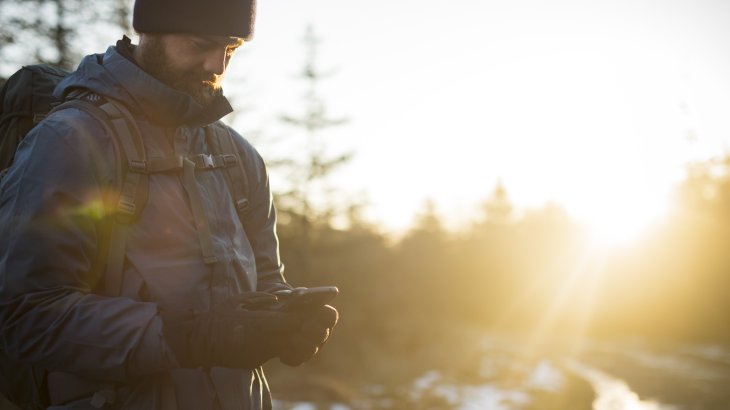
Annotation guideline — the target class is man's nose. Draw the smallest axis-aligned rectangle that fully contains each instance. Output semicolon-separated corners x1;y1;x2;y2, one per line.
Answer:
203;49;227;76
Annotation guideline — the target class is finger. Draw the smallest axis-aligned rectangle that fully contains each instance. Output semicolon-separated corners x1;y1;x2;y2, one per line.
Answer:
305;305;338;328
279;345;318;367
240;292;279;309
255;311;303;334
218;292;278;311
297;325;330;346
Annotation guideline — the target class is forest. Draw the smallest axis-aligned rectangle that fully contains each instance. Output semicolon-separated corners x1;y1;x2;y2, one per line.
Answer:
265;155;730;407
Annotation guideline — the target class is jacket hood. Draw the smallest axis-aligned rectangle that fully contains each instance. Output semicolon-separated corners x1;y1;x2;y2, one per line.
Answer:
54;43;233;127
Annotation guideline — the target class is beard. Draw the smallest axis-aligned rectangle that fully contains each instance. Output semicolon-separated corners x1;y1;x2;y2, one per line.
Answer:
137;37;223;107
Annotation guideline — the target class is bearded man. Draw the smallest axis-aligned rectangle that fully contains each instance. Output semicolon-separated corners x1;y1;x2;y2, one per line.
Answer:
0;0;338;409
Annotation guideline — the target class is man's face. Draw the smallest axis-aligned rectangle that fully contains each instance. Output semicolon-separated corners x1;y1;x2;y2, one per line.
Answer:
137;33;244;106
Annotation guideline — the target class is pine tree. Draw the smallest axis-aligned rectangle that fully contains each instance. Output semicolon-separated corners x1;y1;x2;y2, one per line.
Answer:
482;179;514;225
0;0;132;75
277;25;351;239
275;25;352;281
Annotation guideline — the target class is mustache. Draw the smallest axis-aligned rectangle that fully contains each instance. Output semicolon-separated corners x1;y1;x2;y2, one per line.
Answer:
172;74;222;90
200;75;221;83
172;69;220;83
195;72;221;83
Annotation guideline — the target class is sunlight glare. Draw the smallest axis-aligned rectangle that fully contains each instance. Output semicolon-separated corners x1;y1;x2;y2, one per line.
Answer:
584;210;659;248
574;195;669;249
554;150;675;250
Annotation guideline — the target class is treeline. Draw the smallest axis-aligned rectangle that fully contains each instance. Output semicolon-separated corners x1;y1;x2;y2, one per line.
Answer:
268;155;730;394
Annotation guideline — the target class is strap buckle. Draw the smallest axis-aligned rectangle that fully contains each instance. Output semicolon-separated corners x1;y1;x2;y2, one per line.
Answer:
128;160;147;173
222;154;237;167
192;154;218;169
32;113;47;124
202;154;214;168
117;196;136;215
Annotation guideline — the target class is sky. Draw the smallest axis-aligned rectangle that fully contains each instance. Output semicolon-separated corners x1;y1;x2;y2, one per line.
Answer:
224;0;730;237
5;0;729;237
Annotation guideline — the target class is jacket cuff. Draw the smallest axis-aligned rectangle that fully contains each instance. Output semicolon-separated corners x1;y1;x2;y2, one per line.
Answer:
127;315;178;377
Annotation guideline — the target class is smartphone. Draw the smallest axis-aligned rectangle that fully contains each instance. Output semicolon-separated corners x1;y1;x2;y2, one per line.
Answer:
271;286;339;311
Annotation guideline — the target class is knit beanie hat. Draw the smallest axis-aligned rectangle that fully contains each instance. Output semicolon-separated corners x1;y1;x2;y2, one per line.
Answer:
133;0;256;40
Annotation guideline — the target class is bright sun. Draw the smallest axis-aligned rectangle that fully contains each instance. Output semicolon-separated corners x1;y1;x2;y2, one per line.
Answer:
584;211;654;247
570;194;669;248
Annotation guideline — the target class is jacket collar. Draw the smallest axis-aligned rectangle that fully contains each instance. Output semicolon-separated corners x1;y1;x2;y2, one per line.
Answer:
56;37;233;127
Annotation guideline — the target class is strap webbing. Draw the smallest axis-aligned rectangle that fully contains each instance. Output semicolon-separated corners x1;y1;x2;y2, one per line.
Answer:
96;102;148;296
190;153;237;170
104;223;129;297
208;124;250;218
182;157;218;264
99;104;148;224
49;98;137;296
129;156;185;174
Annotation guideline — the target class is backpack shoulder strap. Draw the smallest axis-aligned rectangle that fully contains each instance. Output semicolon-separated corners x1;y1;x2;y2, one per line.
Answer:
51;97;146;296
207;122;251;220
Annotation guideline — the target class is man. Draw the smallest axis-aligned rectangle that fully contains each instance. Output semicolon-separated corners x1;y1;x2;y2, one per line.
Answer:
0;0;338;408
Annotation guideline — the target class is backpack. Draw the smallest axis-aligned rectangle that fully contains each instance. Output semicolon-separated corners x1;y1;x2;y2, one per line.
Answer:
0;64;252;408
0;65;70;173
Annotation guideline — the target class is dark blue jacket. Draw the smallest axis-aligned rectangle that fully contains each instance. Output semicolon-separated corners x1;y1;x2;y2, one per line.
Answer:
0;42;289;409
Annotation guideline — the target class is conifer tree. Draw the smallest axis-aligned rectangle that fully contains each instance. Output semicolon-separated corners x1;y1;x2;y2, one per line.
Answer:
275;25;352;280
277;27;350;233
0;0;132;75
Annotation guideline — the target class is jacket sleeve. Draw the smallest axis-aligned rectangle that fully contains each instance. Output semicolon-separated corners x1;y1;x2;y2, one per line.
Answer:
228;128;291;292
0;110;176;382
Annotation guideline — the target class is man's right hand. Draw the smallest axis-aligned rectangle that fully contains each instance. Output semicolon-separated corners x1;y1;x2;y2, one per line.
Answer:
161;292;301;369
279;304;339;367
